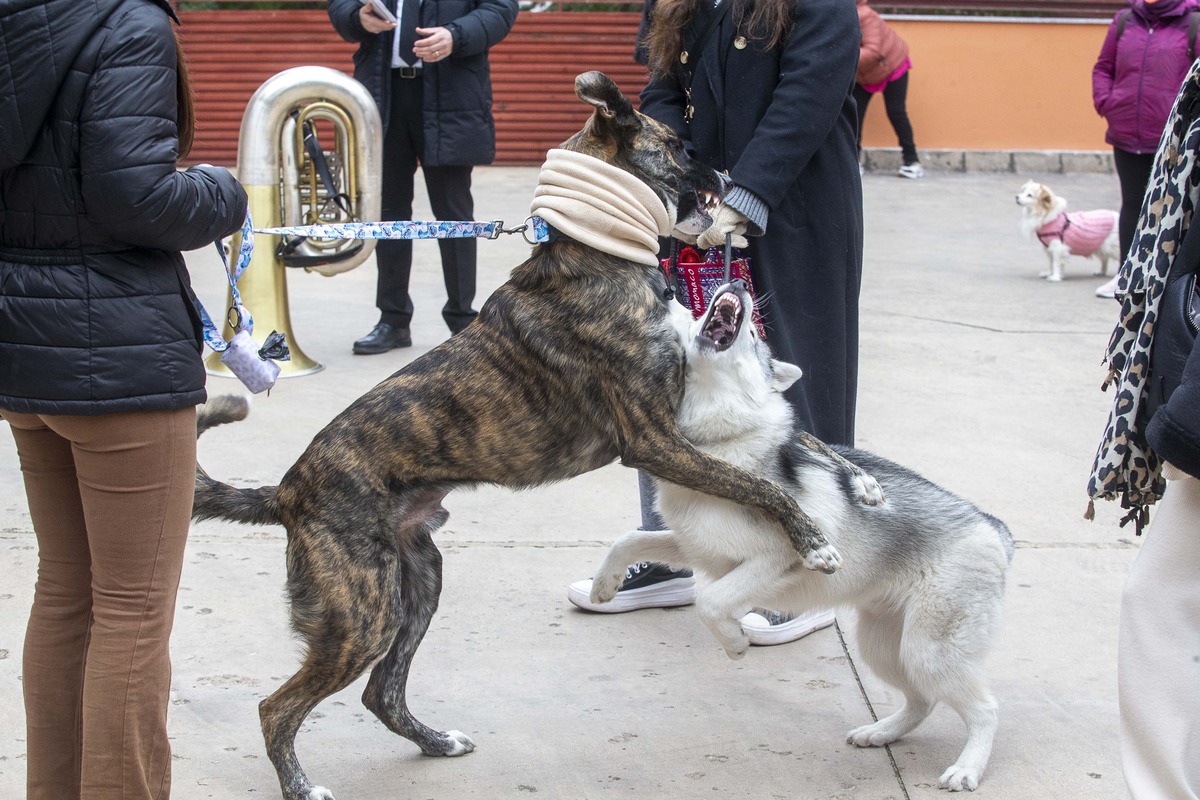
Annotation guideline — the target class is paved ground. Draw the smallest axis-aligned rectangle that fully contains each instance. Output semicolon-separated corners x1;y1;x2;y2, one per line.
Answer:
0;166;1138;799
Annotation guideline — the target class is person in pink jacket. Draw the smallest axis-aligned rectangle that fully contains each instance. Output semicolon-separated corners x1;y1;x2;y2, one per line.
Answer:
1092;0;1200;297
854;0;923;178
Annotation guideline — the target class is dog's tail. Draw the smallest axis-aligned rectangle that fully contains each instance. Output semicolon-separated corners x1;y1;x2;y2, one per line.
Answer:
197;394;251;437
194;395;282;527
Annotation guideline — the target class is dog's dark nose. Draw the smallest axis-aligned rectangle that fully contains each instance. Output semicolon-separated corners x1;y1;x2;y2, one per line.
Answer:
730;279;748;290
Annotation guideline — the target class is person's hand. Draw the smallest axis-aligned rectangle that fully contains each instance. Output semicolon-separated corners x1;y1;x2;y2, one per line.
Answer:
414;27;453;62
697;204;749;250
359;3;396;33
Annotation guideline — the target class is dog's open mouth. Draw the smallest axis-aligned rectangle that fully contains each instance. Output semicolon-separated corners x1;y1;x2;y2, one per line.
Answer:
699;289;744;351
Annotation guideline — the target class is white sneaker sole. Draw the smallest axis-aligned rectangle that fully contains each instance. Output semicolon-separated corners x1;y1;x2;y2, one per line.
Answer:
567;577;697;613
740;608;836;646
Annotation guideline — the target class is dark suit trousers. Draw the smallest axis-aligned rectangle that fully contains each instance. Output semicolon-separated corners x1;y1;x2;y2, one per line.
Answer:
377;72;477;333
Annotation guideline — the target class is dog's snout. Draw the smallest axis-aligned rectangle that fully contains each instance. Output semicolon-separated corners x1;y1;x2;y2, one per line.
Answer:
730;279;748;290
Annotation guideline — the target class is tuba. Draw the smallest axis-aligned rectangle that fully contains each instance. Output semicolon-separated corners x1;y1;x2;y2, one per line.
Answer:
206;66;383;377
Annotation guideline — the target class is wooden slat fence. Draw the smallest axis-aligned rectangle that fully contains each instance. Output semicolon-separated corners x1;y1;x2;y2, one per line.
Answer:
177;6;647;166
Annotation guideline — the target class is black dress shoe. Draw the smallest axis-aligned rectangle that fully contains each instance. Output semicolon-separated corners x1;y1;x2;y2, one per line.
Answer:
352;323;412;355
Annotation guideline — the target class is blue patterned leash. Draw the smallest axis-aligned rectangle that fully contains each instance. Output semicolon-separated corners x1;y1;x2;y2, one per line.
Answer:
253;216;551;243
199;213;258;353
197;214;551;387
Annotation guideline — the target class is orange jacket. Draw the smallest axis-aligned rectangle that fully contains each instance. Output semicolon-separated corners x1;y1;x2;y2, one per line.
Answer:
856;0;909;86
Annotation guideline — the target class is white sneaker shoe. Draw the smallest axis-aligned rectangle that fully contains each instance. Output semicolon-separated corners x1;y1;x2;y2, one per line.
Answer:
568;561;697;613
898;162;925;179
740;608;836;646
1095;274;1120;299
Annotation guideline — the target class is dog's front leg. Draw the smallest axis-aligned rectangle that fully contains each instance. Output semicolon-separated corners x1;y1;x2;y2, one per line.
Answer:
624;433;841;573
795;432;884;505
695;558;788;660
590;530;688;606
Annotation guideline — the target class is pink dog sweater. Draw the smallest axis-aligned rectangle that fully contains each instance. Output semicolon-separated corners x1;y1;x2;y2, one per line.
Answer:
1036;210;1116;256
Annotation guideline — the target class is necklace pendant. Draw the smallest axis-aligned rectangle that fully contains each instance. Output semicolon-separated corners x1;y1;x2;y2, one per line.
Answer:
680;50;689;64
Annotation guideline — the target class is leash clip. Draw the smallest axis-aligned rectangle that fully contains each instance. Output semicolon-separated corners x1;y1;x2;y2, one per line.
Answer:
497;216;546;245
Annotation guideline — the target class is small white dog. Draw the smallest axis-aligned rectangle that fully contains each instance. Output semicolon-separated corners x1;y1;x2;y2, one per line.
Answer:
589;283;1013;791
1015;180;1119;282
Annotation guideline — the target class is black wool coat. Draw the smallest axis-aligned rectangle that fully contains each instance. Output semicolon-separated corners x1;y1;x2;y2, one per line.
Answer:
640;0;864;445
328;0;518;166
0;0;248;416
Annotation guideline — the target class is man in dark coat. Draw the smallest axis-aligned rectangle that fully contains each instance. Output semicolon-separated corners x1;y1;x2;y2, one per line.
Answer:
329;0;518;353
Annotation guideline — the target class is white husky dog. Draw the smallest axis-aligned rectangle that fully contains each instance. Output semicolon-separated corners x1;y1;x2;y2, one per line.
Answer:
588;282;1014;792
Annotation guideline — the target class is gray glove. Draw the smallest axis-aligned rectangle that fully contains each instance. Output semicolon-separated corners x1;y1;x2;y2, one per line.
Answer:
697;203;750;250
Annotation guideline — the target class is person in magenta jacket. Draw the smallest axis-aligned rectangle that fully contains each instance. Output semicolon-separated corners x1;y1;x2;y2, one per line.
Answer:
1093;0;1199;297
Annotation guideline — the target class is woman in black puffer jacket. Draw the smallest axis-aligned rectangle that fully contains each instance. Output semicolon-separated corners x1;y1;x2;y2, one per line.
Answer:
0;0;246;796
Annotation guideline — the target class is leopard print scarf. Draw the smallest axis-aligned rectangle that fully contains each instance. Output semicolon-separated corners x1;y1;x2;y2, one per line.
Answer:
1086;61;1200;533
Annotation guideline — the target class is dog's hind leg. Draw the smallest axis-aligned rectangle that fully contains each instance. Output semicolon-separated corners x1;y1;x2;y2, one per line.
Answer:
260;639;395;800
361;527;475;757
900;587;1001;792
846;608;935;747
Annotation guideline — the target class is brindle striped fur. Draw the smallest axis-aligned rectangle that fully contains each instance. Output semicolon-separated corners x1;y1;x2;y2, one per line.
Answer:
192;71;836;800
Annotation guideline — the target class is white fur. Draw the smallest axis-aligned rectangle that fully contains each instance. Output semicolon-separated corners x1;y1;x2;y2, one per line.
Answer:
591;289;1009;791
1015;180;1120;282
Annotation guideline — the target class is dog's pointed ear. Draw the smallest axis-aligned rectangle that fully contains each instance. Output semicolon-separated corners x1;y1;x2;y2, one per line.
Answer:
575;71;637;129
771;360;803;392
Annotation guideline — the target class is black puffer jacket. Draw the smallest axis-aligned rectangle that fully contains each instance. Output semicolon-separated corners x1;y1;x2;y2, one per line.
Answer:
0;0;247;415
328;0;518;166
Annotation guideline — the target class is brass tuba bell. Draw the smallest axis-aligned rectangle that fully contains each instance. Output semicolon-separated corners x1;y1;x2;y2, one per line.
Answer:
206;65;383;378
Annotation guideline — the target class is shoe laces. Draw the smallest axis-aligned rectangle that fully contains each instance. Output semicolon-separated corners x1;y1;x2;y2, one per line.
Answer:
625;561;652;580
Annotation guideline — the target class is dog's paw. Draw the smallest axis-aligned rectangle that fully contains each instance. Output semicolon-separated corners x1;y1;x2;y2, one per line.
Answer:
938;762;982;792
846;720;901;748
718;626;750;660
590;571;623;605
802;542;841;574
1046;274;1063;283
303;787;336;800
440;730;475;756
852;473;885;506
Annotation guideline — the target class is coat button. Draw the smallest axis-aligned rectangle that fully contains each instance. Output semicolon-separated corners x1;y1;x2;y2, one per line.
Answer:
734;36;747;49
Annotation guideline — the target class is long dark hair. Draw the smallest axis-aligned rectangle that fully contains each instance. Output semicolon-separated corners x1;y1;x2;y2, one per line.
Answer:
172;25;195;159
644;0;795;77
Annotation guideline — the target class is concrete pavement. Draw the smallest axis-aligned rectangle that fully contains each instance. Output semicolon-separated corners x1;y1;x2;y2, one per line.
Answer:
0;166;1137;798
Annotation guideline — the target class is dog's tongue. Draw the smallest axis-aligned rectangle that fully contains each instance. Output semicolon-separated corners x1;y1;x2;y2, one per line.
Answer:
703;294;742;349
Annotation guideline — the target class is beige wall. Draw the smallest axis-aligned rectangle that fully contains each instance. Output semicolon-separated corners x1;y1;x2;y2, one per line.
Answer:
861;18;1112;152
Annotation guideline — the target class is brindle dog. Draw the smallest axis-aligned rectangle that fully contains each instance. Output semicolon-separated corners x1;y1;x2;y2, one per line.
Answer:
193;71;840;800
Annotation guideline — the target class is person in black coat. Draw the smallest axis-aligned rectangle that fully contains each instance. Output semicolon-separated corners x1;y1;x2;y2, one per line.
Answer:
567;0;863;644
329;0;518;353
0;0;247;795
640;0;863;446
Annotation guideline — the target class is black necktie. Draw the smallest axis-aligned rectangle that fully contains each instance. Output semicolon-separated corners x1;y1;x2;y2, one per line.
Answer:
397;0;420;64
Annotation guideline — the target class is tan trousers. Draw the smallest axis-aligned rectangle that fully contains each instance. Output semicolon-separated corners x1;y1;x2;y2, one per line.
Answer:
2;407;196;800
1118;466;1200;800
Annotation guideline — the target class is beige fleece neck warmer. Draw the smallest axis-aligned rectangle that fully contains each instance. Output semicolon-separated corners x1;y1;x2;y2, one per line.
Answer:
530;148;672;266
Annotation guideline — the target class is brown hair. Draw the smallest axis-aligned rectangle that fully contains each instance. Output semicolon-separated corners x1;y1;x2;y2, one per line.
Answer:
644;0;795;77
172;25;195;159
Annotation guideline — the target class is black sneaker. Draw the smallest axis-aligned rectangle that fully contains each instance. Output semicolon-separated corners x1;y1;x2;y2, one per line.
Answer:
568;560;696;613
